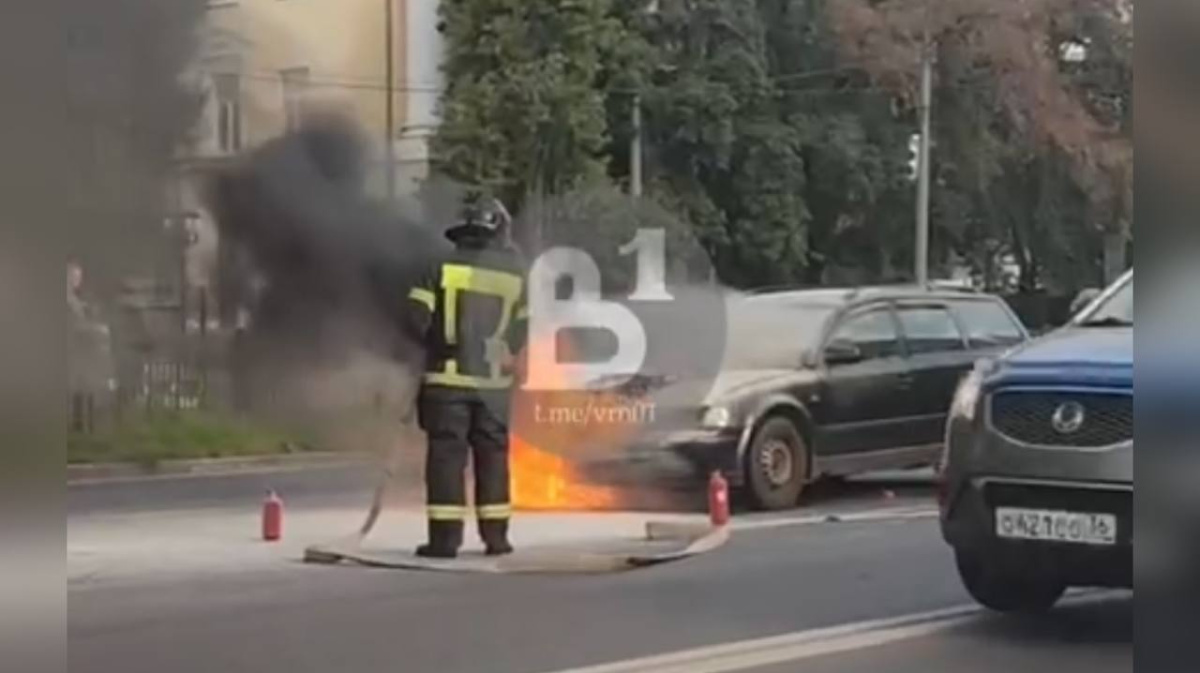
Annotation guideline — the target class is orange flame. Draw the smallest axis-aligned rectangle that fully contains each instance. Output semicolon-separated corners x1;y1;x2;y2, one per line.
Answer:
508;334;645;511
510;433;618;510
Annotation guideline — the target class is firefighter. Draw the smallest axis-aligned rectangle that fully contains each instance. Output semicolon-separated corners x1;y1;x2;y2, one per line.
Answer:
406;196;527;559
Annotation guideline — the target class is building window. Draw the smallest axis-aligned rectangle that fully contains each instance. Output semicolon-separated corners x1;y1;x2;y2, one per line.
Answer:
213;73;243;154
281;67;310;130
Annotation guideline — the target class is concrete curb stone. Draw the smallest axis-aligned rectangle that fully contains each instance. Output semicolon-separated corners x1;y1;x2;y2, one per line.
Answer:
67;451;379;484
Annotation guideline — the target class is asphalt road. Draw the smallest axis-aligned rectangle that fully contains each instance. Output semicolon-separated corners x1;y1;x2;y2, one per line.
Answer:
68;470;1131;673
740;597;1131;673
67;462;937;516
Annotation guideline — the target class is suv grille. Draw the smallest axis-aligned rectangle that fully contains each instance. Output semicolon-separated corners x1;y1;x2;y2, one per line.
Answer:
989;390;1132;448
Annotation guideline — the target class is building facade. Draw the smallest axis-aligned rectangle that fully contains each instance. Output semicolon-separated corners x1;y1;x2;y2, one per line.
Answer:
176;0;444;324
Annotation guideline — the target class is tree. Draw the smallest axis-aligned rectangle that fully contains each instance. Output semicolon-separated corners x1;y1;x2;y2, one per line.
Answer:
432;0;1130;291
760;0;917;285
431;0;626;214
830;0;1132;291
522;184;711;293
637;0;810;288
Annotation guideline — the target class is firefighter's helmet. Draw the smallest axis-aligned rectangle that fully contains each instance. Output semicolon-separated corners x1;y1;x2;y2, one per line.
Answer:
446;196;511;243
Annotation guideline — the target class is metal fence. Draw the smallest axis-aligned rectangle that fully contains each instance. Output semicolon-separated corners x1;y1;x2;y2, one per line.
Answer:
135;359;207;411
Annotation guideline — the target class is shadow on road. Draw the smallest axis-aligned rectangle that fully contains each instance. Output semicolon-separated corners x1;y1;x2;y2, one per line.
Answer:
799;471;937;509
962;594;1133;646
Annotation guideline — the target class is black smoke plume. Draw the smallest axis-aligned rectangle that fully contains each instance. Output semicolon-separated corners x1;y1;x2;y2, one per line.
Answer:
206;113;447;414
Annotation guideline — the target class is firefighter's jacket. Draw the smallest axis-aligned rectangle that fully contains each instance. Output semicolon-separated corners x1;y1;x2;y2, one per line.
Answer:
406;244;527;393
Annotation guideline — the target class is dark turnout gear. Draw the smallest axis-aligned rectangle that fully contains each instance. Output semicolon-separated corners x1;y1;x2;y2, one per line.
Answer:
407;246;528;392
415;392;514;557
407;223;527;558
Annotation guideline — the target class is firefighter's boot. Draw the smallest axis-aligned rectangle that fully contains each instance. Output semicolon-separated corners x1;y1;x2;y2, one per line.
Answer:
416;520;464;559
479;520;514;556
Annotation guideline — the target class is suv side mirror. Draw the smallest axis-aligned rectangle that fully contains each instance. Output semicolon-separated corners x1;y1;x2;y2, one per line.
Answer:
823;339;864;366
1070;288;1101;317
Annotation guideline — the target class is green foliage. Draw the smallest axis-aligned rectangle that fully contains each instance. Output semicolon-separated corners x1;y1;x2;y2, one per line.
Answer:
638;0;811;287
68;412;311;466
929;1;1131;292
432;0;1130;292
762;0;917;284
524;184;710;293
831;0;1132;291
432;0;626;207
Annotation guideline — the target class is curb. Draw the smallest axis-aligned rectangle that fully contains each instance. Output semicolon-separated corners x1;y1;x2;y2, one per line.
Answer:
67;451;375;485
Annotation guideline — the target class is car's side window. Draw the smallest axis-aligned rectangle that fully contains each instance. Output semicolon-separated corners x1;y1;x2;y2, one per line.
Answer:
827;308;902;361
896;305;966;354
951;299;1025;348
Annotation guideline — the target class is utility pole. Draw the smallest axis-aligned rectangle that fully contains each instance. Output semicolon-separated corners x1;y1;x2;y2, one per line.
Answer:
633;0;660;197
384;0;397;202
914;25;933;287
631;94;643;197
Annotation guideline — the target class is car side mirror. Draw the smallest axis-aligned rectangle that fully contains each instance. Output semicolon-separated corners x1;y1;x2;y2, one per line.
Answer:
823;339;864;366
1070;288;1101;317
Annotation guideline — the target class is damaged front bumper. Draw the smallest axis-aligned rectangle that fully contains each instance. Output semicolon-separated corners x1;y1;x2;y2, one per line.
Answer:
580;427;744;488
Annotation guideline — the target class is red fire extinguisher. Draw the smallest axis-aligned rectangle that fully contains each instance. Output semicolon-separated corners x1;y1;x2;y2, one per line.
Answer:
262;490;283;542
708;471;730;527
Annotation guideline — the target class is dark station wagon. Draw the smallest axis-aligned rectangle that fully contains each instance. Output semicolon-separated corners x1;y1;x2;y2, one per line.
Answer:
610;285;1031;510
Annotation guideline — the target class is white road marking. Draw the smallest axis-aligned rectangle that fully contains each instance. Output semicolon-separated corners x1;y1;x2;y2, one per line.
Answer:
732;506;939;533
534;604;979;673
534;592;1126;673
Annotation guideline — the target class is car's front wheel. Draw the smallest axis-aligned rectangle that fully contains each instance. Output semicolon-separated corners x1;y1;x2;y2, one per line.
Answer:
955;549;1066;614
744;416;808;511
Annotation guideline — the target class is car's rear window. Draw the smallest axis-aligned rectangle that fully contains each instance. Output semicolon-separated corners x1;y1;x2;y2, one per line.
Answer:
951;299;1025;348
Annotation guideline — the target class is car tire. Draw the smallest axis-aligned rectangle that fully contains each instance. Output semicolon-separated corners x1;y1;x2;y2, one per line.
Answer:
744;416;808;511
955;549;1066;614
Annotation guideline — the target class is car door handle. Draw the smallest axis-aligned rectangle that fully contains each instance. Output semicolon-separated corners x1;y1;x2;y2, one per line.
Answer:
896;373;916;390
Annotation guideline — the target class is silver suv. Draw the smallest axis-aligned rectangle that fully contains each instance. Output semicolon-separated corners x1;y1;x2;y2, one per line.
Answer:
939;270;1133;612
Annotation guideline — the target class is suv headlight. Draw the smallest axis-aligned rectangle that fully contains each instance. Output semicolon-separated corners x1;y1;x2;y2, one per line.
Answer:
701;406;733;429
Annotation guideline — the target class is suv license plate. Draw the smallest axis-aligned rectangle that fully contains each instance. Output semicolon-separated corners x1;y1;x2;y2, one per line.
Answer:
995;507;1117;546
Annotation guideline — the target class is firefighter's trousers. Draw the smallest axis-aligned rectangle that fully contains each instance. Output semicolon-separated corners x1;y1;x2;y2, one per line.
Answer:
417;387;512;543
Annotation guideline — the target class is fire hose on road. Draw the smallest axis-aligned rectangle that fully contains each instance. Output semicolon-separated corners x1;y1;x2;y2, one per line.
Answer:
302;342;732;573
302;396;732;574
303;518;730;574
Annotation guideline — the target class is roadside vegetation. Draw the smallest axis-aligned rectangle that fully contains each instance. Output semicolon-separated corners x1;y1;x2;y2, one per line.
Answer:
67;411;315;466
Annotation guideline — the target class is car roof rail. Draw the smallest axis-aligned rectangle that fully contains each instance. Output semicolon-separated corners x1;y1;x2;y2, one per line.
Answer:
747;281;978;299
924;280;979;293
